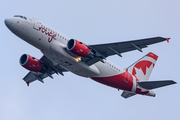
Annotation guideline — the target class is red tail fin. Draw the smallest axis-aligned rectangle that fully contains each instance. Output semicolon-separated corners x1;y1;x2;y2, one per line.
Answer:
126;52;158;81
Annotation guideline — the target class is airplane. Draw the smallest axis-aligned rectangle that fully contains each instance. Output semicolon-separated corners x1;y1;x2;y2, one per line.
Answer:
4;15;176;98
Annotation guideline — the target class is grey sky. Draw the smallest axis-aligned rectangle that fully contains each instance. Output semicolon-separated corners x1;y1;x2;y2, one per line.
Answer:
1;0;180;120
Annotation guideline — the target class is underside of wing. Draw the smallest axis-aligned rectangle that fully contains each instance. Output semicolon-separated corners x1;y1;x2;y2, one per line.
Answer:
23;72;50;84
23;55;68;86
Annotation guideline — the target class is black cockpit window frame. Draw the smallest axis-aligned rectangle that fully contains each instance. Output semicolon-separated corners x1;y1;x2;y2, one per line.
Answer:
24;17;27;20
14;15;27;20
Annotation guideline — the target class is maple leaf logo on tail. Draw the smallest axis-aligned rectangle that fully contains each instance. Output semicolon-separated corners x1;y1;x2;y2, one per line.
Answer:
126;52;158;81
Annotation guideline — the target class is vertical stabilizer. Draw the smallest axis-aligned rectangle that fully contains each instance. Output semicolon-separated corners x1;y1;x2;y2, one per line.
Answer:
126;52;158;81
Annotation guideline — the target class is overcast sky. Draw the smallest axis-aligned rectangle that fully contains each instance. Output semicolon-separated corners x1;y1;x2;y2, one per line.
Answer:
1;0;180;120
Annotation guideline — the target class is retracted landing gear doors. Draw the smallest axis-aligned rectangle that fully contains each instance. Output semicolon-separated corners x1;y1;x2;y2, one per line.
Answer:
33;18;39;31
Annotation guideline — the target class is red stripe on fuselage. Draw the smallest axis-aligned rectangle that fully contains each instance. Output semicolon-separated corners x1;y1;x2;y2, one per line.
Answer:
91;72;133;91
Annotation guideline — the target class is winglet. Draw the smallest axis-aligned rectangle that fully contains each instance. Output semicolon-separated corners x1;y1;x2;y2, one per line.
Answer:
165;38;170;43
27;82;29;87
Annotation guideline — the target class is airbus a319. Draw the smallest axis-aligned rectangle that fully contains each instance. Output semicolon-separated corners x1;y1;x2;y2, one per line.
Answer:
5;15;176;98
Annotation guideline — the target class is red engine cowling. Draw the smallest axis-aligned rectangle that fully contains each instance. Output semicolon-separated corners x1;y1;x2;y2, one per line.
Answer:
67;39;90;57
20;54;42;72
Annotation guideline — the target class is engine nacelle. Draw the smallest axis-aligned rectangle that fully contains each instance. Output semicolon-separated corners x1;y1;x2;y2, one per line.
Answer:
67;39;90;57
20;54;42;72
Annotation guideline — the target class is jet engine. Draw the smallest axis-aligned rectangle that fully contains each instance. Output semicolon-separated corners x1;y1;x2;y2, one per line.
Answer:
67;39;91;57
20;54;42;72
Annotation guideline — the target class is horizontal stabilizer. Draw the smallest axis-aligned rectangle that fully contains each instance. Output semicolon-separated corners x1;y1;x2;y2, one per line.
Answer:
137;80;176;90
121;91;136;99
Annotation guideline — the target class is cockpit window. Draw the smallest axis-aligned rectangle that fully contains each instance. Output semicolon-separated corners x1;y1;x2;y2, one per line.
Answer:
14;15;27;20
14;15;20;17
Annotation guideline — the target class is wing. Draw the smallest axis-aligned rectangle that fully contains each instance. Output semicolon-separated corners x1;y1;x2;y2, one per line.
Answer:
66;37;168;66
89;37;169;58
23;55;68;86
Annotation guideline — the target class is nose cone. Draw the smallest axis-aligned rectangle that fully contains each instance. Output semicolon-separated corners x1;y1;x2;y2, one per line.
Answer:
4;18;14;29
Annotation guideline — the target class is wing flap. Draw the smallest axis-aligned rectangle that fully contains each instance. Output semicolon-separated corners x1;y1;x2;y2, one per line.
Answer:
137;80;176;90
